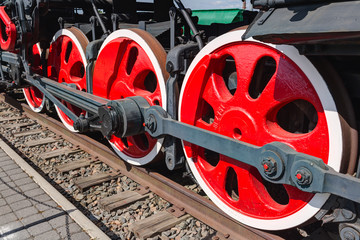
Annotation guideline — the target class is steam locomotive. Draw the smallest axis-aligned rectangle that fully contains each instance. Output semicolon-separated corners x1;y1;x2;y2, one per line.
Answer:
1;0;359;238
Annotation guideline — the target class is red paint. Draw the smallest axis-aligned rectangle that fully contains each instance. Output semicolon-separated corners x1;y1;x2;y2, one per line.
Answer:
180;41;330;220
0;6;16;51
263;164;269;171
296;173;303;180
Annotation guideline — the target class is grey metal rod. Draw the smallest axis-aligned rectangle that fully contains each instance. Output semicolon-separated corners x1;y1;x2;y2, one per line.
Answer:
26;75;109;114
173;0;204;49
91;0;108;35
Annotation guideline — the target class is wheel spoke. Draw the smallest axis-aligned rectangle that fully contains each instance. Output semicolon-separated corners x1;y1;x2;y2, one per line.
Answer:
128;133;151;153
66;51;77;69
274;125;329;160
134;89;155;103
110;81;136;100
195;119;214;132
231;163;269;206
127;52;154;88
59;38;67;61
114;39;132;82
199;158;228;188
248;75;282;119
232;45;269;93
202;74;233;113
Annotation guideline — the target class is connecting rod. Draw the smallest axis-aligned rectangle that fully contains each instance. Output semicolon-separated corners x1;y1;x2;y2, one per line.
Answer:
24;72;360;204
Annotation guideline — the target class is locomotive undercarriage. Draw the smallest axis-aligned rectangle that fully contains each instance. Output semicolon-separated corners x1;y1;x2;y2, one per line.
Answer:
1;0;360;237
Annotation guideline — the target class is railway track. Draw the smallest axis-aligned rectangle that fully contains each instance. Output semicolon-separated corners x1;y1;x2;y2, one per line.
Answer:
0;91;318;240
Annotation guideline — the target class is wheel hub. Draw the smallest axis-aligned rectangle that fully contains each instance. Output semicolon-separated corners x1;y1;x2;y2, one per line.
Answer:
217;109;256;140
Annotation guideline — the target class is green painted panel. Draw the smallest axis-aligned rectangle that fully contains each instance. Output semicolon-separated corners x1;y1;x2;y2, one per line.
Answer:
192;9;244;25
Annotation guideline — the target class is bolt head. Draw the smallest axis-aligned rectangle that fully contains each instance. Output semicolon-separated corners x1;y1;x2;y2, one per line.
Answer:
263;163;269;170
261;158;277;176
340;227;360;240
166;61;174;73
344;231;355;240
145;115;157;133
295;168;312;185
296;173;302;180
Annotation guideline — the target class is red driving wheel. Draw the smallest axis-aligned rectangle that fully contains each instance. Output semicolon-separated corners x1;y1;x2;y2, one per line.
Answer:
179;29;356;230
47;27;89;131
23;44;45;112
93;29;167;166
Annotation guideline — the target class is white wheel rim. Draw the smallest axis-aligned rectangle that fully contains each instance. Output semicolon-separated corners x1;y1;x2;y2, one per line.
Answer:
98;29;166;166
178;29;343;230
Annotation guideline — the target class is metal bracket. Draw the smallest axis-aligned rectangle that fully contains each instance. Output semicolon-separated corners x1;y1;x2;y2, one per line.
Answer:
257;8;275;25
58;17;64;29
166;43;198;75
89;16;97;41
320;197;357;224
85;39;104;94
111;13;120;32
164;43;199;170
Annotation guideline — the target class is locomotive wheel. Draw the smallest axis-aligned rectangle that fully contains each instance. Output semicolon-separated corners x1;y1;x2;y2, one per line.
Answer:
93;29;167;166
179;29;356;230
47;27;89;132
23;44;44;112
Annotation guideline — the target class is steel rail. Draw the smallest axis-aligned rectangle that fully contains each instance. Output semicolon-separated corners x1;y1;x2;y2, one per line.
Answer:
0;93;285;240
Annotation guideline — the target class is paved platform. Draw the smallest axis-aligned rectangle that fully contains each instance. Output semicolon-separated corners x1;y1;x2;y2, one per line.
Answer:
0;139;109;240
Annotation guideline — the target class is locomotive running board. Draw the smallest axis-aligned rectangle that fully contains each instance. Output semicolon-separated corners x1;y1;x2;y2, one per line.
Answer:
244;1;360;44
26;72;360;204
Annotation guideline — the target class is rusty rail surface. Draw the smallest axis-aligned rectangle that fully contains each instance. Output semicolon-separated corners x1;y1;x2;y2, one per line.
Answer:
0;93;285;240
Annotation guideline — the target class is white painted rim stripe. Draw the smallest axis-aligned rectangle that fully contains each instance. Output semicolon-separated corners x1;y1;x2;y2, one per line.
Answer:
178;29;342;230
0;139;110;240
51;28;88;133
23;43;45;113
51;29;88;69
98;29;166;166
54;105;78;132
